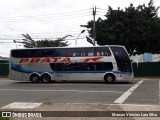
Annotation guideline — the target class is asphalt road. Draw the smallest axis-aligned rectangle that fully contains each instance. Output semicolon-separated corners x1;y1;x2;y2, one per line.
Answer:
0;78;159;105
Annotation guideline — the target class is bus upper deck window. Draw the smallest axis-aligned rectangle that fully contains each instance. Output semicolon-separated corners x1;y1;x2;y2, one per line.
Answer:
81;48;94;57
95;47;111;56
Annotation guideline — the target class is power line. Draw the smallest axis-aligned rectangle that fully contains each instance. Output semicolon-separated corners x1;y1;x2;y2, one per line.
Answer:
0;8;91;42
0;39;87;42
0;34;88;40
0;27;84;37
0;30;89;40
0;14;91;22
0;9;90;19
0;32;89;41
0;9;91;22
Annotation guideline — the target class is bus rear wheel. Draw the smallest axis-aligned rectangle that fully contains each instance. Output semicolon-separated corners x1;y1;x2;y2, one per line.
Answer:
41;74;51;83
30;74;39;83
104;74;115;83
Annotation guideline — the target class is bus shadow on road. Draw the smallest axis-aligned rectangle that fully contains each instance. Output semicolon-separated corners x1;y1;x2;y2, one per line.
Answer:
15;80;134;85
53;80;133;84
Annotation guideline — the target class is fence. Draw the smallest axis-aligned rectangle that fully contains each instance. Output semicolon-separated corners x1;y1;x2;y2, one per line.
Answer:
0;62;160;77
132;62;160;77
0;63;9;76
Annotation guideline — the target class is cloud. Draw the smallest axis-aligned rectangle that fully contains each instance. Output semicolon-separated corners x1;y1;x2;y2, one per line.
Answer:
0;0;159;57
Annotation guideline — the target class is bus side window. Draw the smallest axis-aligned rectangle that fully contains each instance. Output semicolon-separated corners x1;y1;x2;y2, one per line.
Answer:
32;50;39;57
81;48;94;57
81;49;88;56
95;47;111;56
95;48;102;56
73;49;81;57
67;48;80;57
95;62;113;71
78;63;94;71
68;52;73;57
12;50;30;58
97;51;103;56
81;52;87;56
88;52;94;56
66;49;73;57
55;63;63;71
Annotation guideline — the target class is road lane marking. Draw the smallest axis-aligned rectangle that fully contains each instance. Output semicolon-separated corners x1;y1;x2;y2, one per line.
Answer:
114;80;144;104
0;88;123;93
1;102;42;109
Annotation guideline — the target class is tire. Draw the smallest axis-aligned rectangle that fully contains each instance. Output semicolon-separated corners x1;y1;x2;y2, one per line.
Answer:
30;74;39;83
104;74;115;83
41;74;51;83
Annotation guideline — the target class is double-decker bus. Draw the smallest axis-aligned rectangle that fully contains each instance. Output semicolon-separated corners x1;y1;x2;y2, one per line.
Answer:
9;45;134;83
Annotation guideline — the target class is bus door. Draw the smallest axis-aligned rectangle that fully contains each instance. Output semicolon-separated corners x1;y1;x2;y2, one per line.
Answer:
55;63;63;80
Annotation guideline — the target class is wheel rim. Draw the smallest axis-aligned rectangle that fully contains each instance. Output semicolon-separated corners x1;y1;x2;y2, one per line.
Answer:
33;76;38;81
31;75;39;83
104;75;115;83
107;76;113;82
42;75;50;83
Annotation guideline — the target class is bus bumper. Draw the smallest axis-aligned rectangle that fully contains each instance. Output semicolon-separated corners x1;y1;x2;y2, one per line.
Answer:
116;73;134;81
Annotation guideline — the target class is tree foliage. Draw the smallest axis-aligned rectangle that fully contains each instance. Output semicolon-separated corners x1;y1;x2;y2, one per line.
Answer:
21;34;70;48
21;34;36;48
85;0;160;55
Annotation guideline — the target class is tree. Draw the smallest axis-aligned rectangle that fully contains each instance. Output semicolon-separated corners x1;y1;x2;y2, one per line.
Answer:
85;0;160;55
21;34;70;48
21;34;36;48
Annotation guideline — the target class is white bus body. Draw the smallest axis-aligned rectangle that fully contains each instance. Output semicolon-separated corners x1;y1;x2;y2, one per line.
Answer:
9;45;134;83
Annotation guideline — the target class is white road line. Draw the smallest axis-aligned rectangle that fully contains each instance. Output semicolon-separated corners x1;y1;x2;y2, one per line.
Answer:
1;102;42;109
0;88;123;93
114;80;144;104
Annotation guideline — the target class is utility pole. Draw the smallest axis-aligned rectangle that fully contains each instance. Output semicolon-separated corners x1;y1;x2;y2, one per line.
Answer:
93;6;96;46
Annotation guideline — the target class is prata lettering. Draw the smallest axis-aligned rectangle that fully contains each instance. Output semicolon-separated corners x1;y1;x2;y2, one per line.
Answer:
19;57;70;63
19;57;103;63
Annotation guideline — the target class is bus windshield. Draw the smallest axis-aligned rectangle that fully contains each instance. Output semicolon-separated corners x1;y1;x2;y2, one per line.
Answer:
110;46;132;72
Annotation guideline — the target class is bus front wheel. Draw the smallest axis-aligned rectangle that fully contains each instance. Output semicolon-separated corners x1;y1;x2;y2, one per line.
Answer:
30;74;39;83
104;74;115;83
41;74;51;83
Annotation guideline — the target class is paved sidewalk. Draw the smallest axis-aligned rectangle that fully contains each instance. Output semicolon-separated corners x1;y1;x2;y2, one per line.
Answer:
1;103;160;120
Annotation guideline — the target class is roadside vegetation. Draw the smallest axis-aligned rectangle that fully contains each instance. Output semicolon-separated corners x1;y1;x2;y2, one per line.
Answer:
0;117;11;120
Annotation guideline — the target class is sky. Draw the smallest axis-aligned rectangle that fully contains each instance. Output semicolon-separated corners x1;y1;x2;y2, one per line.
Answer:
0;0;159;57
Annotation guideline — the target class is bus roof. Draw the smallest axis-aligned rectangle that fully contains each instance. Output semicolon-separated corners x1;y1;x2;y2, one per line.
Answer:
11;45;125;51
